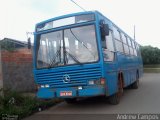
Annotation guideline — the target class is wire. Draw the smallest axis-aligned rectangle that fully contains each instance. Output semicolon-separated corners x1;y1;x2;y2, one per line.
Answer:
70;0;86;11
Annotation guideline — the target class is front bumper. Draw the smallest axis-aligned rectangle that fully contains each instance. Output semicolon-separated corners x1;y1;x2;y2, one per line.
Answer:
37;86;105;99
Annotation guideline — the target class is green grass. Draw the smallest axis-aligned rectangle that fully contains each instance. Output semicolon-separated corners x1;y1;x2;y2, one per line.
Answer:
143;64;160;73
0;90;61;119
144;64;160;68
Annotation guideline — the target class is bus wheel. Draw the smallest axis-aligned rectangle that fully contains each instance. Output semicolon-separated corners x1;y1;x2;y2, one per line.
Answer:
131;73;139;89
108;79;123;105
65;98;77;104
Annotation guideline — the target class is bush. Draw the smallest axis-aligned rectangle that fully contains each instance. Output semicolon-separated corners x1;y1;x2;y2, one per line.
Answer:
0;90;61;119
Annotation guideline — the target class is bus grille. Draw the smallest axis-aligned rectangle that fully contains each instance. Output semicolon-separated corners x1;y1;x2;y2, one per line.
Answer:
35;66;102;88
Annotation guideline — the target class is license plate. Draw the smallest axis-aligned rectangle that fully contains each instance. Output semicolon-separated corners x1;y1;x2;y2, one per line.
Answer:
60;91;72;96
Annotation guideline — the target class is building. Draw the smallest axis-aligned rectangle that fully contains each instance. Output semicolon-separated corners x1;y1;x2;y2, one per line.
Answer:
0;38;35;93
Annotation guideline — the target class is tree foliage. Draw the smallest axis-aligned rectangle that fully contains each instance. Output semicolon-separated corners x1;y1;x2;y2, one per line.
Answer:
0;40;16;52
140;45;160;65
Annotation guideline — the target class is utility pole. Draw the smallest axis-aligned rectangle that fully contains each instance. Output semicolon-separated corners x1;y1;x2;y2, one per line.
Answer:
26;32;33;49
134;25;136;40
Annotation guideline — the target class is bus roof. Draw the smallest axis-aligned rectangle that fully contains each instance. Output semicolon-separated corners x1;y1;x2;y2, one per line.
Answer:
36;11;98;27
35;10;138;44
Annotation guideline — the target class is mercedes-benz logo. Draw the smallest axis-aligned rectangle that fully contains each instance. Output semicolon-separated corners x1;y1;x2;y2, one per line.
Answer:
63;74;70;83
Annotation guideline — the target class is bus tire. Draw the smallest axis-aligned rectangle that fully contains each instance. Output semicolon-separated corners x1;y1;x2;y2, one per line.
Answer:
131;73;139;89
131;80;139;89
108;78;123;105
65;98;77;104
108;93;120;105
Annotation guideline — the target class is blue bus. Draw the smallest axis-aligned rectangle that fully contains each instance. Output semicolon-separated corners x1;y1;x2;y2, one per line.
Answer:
33;11;143;105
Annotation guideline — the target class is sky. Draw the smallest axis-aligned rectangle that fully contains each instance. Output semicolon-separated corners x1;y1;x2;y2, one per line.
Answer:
0;0;160;48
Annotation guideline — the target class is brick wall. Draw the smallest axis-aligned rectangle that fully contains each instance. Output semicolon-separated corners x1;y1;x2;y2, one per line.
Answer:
1;48;36;92
1;49;32;64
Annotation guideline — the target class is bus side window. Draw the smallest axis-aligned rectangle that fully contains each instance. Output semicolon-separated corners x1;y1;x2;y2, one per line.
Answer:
102;30;115;62
113;27;123;53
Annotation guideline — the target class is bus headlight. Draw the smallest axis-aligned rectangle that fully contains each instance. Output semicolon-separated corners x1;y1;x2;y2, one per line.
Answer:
88;80;94;85
88;78;105;85
88;80;100;85
38;84;50;88
45;84;50;88
41;85;45;88
78;86;83;89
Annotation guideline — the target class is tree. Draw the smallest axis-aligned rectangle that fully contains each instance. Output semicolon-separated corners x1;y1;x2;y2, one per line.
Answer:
140;45;160;65
0;40;15;52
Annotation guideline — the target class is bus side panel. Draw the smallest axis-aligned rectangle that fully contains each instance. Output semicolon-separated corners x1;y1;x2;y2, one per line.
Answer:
117;52;141;87
122;70;130;87
105;71;118;96
131;70;134;84
103;62;119;96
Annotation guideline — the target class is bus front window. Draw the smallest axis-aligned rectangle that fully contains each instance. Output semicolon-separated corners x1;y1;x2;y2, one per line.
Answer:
36;25;99;69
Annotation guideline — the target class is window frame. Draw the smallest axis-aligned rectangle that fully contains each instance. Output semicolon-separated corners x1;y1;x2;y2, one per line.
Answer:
102;30;115;62
36;24;100;69
121;33;127;44
127;37;132;47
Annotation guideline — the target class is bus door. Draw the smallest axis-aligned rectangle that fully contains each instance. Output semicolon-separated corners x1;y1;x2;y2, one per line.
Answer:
102;30;118;95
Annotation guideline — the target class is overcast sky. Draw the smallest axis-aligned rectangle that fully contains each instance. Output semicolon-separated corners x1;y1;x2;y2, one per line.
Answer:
0;0;160;48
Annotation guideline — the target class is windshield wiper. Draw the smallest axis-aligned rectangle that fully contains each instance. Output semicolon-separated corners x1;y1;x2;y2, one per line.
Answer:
65;50;83;65
48;46;61;68
48;48;82;68
70;29;96;60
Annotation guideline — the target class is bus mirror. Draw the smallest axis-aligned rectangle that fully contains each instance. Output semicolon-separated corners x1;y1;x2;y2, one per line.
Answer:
100;20;109;39
28;37;31;49
101;24;109;37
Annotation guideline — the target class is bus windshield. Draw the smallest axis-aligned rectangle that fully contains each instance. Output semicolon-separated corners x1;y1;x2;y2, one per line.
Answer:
36;24;99;69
